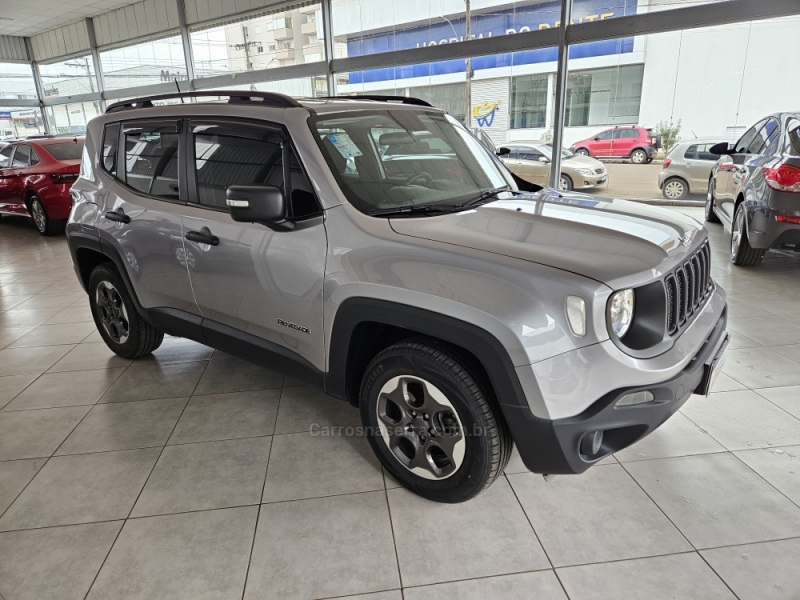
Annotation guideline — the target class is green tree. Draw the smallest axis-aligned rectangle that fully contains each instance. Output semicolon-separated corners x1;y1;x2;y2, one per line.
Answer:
654;119;682;151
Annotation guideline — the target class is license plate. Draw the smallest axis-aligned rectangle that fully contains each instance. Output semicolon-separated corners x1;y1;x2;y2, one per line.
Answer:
698;334;729;396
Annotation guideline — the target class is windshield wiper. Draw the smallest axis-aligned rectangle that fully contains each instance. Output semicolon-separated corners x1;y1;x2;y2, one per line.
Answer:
457;186;514;209
365;204;458;217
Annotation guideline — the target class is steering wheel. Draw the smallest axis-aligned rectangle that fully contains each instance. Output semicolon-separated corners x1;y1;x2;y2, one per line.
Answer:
404;172;433;187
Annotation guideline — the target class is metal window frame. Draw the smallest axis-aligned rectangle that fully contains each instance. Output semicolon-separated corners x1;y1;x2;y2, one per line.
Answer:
7;0;799;146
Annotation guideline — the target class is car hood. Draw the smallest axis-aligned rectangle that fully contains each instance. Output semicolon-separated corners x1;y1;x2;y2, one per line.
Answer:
389;189;705;285
563;154;604;169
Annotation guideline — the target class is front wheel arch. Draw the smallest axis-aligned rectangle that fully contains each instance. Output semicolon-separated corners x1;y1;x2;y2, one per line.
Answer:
326;299;529;412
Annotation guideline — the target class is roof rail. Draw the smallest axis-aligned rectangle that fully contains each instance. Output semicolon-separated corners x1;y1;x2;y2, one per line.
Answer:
315;94;434;108
105;90;302;114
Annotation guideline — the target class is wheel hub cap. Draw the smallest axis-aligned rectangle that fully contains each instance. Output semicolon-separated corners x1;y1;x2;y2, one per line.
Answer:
95;281;130;344
731;210;743;258
32;201;46;231
665;181;683;198
376;376;465;480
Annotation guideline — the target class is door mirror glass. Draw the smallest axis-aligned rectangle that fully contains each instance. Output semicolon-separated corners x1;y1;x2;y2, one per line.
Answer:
496;146;511;156
226;184;293;230
709;142;732;156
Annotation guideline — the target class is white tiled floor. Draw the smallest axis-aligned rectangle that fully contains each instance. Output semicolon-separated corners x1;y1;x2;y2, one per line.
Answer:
1;209;800;599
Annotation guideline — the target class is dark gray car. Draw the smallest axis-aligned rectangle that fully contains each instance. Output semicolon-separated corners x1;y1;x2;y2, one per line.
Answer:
706;112;800;266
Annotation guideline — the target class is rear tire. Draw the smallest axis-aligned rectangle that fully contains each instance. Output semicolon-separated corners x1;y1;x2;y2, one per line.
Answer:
360;340;511;503
730;204;764;267
30;195;66;236
662;177;688;200
705;179;721;223
575;148;590;157
88;263;164;358
630;149;647;164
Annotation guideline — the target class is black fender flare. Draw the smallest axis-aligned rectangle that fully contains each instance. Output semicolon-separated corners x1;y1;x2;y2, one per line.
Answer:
325;297;530;410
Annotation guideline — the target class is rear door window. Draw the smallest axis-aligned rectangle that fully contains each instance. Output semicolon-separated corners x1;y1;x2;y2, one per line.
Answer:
619;129;638;139
123;122;181;200
788;118;800;156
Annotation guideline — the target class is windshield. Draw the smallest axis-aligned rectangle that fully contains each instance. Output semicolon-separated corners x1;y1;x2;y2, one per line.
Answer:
45;141;84;161
539;143;574;160
312;110;515;214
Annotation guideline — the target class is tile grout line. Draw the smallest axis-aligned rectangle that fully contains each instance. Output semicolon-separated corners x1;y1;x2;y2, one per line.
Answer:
728;451;800;512
240;383;284;600
381;471;404;591
504;472;574;599
695;551;742;600
617;461;697;551
80;357;211;599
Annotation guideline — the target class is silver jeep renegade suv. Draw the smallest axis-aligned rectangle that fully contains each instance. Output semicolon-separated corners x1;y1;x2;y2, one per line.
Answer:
67;91;729;503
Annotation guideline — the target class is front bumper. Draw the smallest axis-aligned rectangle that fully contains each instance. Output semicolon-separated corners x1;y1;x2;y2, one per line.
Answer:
504;305;728;475
576;172;608;189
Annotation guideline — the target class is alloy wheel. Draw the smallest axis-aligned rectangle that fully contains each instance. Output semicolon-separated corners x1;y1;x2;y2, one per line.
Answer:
631;150;646;164
664;179;685;199
376;375;466;480
559;175;571;191
731;207;744;260
31;199;47;232
95;280;130;344
576;149;589;156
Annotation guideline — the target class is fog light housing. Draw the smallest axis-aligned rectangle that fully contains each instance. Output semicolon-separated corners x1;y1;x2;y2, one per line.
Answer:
580;430;603;457
616;390;655;407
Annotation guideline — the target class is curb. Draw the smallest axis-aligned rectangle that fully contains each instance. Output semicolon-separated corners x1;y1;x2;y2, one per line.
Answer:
623;198;704;207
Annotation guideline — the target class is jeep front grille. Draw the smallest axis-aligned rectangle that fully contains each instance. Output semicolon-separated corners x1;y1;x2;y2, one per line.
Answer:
664;242;712;336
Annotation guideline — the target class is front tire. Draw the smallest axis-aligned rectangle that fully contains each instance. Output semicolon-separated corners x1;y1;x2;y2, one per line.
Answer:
360;340;511;503
575;148;590;157
89;263;164;358
30;195;66;236
662;177;688;200
705;179;721;223
558;174;574;191
630;149;647;164
730;204;765;267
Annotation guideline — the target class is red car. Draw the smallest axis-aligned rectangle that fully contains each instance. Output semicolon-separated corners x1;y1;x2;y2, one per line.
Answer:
0;137;84;235
570;126;659;164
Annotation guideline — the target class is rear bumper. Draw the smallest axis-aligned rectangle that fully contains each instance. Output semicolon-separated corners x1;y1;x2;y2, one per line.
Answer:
748;204;800;249
505;305;728;475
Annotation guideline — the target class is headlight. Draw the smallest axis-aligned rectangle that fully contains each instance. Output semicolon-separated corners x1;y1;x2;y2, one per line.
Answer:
609;289;635;338
576;168;594;176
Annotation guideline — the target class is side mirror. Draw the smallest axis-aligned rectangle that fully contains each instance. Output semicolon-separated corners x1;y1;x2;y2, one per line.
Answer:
226;185;294;230
496;147;511;156
538;156;550;163
709;142;732;156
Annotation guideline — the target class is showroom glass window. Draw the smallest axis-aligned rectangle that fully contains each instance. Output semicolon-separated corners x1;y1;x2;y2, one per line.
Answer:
510;74;548;129
565;65;644;127
190;2;324;78
100;36;187;91
123;125;180;199
39;57;97;99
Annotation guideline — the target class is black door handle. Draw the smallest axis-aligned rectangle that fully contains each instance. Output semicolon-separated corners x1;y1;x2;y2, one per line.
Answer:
185;227;219;246
105;209;131;224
